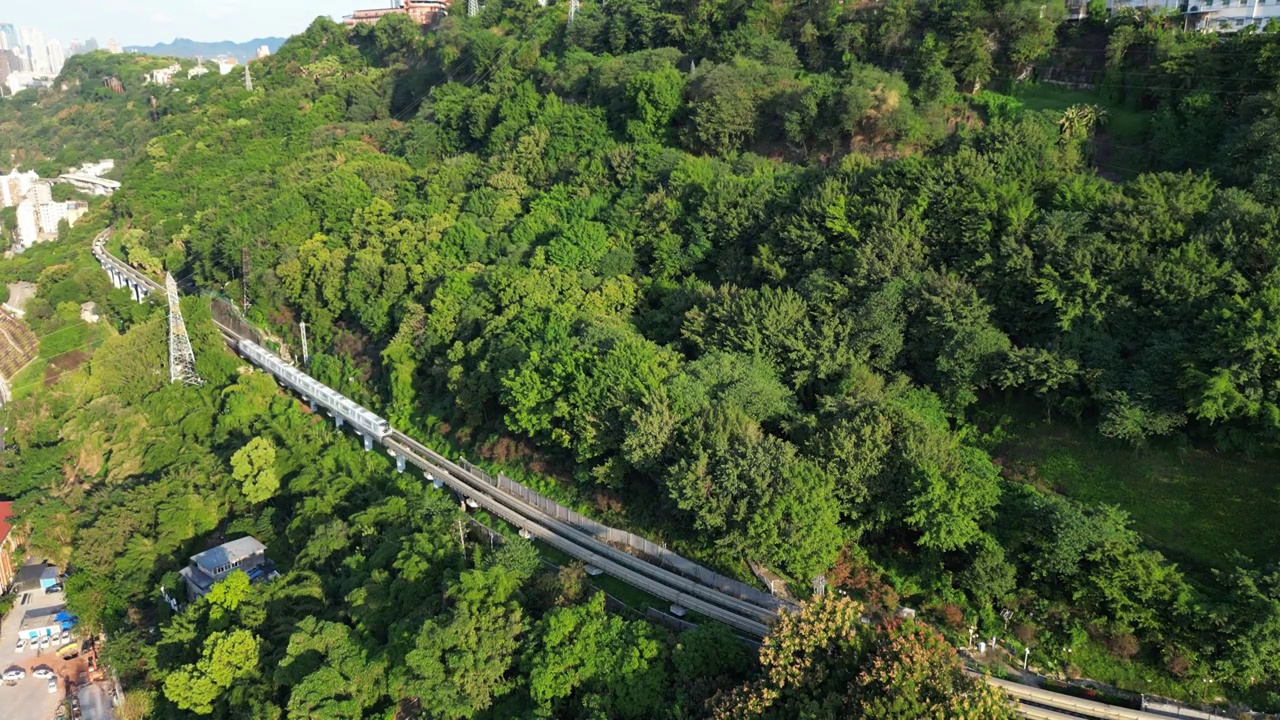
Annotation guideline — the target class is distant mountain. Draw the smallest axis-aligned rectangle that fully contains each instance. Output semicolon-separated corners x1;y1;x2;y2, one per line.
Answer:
124;37;287;63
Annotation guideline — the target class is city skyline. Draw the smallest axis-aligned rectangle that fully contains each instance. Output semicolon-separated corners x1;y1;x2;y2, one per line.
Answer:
3;1;360;48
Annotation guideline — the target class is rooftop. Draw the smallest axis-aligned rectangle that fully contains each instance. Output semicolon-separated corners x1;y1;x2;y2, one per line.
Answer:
18;604;68;631
0;500;11;541
190;536;266;572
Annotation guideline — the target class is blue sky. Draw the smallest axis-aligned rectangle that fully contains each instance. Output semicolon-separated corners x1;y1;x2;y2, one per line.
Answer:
6;0;365;46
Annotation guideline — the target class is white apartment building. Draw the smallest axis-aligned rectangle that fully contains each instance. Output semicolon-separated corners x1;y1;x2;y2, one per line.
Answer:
1189;0;1280;30
216;58;238;75
14;199;37;249
36;199;87;234
144;63;182;86
188;64;208;79
1100;0;1280;29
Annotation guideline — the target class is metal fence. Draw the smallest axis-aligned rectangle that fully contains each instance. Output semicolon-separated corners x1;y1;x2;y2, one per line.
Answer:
457;458;796;613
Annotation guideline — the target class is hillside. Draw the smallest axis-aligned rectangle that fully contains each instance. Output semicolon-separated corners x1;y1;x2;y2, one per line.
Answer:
125;37;287;62
2;3;1280;718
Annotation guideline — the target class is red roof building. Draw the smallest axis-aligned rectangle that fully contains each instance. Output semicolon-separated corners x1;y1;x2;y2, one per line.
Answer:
344;0;450;27
0;501;18;593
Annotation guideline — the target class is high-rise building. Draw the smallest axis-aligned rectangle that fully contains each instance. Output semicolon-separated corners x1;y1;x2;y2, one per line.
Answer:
256;45;271;59
69;39;81;55
0;49;17;87
20;27;49;75
0;25;17;55
107;38;120;54
46;39;64;76
83;37;98;53
14;198;38;249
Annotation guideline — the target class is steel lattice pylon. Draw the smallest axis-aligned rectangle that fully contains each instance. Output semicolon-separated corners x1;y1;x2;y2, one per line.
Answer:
166;272;203;386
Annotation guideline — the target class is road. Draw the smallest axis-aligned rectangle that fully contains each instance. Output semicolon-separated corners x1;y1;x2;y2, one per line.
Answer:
77;681;113;720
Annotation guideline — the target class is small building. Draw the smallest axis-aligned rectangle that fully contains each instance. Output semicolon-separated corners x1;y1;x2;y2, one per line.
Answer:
80;301;99;324
39;564;59;589
178;536;275;601
144;63;181;85
18;605;75;639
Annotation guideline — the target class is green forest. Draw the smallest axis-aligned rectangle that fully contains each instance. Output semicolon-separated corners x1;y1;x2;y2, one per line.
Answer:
2;1;1280;717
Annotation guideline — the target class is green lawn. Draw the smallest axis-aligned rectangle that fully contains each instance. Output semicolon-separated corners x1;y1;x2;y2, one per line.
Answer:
986;401;1280;577
1007;83;1148;142
1003;82;1151;179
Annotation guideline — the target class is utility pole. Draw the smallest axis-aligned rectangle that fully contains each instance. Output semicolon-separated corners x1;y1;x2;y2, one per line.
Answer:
456;516;466;552
240;247;251;312
166;272;203;386
244;62;252;91
299;321;309;366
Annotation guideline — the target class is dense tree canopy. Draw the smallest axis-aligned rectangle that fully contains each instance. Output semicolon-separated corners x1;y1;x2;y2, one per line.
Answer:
4;0;1280;716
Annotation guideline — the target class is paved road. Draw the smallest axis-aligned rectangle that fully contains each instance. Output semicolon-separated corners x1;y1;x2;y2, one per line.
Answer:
78;681;113;720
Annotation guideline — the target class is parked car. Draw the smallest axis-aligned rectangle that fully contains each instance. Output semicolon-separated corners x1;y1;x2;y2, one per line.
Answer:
59;630;69;643
2;669;25;681
39;635;50;649
14;638;25;652
32;667;54;679
45;584;63;594
48;677;58;693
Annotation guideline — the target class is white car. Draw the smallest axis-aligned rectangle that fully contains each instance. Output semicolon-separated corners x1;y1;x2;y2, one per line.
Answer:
47;677;57;693
14;638;25;653
38;635;50;649
60;630;69;643
32;668;54;679
2;669;25;681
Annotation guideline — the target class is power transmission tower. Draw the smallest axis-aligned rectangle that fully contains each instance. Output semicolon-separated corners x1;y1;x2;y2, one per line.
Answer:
244;62;252;91
569;0;579;22
166;272;203;386
468;0;479;16
299;321;309;366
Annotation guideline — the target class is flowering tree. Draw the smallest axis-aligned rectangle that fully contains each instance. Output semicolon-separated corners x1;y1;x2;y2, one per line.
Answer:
712;596;1016;719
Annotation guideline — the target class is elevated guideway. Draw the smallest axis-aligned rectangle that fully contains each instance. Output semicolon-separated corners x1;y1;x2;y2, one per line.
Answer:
92;230;1185;717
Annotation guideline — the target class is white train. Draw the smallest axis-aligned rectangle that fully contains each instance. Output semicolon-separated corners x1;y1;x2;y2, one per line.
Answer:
236;339;392;440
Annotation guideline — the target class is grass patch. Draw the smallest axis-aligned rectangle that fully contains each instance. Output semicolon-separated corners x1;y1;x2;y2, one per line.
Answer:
983;399;1280;577
1069;640;1211;704
10;357;47;398
1006;83;1147;140
1003;82;1151;178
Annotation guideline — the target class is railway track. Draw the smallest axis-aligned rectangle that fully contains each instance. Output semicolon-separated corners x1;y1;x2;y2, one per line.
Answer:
91;235;777;636
95;233;1175;718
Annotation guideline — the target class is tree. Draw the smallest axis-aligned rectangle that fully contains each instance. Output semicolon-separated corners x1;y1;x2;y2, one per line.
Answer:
163;629;262;715
231;436;280;504
712;595;1017;719
407;568;527;718
523;592;666;719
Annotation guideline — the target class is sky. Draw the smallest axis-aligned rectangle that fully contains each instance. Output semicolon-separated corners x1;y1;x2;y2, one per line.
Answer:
4;0;369;47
